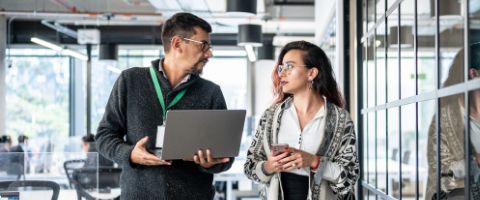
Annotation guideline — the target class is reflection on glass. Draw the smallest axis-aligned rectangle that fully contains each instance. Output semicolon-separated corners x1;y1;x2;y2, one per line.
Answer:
400;0;416;99
438;0;464;88
425;94;466;200
470;89;480;200
368;112;377;186
387;107;400;198
469;1;480;194
367;37;376;108
418;100;435;200
468;37;480;199
367;0;376;31
417;0;436;94
376;0;385;21
377;21;387;105
364;112;369;185
377;110;387;192
364;45;369;110
387;13;399;103
363;0;367;34
401;103;416;198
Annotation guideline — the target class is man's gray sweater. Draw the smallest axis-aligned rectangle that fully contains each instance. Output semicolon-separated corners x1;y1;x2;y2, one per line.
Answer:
96;59;233;199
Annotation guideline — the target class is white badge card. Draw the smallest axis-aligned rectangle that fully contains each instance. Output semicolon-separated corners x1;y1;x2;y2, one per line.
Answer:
156;125;165;148
154;125;165;158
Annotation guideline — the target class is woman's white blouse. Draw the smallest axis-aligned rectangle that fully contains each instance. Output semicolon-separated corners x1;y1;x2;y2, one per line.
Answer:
277;98;341;181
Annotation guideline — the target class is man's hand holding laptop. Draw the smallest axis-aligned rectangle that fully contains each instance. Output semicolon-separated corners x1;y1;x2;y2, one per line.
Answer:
192;149;230;168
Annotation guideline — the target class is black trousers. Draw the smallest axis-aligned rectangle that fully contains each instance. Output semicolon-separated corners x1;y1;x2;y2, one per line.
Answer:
281;172;309;200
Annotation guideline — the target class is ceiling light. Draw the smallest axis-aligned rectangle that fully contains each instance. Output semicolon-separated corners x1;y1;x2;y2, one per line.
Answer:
99;44;118;61
63;49;88;61
31;37;88;61
237;24;263;47
31;37;63;51
258;40;274;60
227;0;257;15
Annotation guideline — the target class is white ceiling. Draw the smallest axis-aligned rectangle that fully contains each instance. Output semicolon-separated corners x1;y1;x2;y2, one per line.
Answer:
0;0;316;35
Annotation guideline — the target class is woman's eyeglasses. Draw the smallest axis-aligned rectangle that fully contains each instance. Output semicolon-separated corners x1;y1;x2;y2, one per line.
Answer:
182;38;212;52
277;63;307;75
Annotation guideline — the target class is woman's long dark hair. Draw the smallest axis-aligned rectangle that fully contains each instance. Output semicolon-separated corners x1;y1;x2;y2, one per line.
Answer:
272;40;344;108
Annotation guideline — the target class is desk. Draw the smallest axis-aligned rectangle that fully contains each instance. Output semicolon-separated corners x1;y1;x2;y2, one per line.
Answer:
3;189;121;200
215;160;251;200
366;159;427;194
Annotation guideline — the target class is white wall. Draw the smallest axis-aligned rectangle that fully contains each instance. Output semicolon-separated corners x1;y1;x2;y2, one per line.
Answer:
253;59;275;116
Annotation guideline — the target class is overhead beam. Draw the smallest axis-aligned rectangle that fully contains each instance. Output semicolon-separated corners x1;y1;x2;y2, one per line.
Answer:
8;20;280;46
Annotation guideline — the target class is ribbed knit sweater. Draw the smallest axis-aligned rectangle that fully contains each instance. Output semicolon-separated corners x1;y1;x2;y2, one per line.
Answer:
96;59;233;200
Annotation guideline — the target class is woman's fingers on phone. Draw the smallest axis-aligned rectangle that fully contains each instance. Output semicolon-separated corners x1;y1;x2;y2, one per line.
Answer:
274;151;290;159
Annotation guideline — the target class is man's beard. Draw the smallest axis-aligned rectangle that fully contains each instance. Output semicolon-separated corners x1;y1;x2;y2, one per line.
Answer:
188;59;208;75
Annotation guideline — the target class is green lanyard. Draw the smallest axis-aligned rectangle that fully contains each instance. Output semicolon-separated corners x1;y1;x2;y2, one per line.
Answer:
149;67;187;118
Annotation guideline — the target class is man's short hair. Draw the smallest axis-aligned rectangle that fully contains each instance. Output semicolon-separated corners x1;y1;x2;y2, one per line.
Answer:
472;42;480;70
82;133;95;143
0;135;11;143
18;135;28;143
161;12;212;53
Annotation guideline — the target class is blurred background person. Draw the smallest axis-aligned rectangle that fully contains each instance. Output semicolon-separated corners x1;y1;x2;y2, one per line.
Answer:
82;133;114;168
9;134;31;174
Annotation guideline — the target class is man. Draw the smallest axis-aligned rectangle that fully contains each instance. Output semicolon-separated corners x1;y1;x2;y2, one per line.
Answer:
96;12;232;199
81;133;114;167
9;134;30;177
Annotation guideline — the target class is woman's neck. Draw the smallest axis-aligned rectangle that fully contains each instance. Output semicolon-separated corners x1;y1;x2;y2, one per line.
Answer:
292;89;324;116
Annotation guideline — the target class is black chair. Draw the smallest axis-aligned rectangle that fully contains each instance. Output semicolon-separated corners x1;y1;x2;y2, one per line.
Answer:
71;167;121;200
64;159;86;189
0;180;60;200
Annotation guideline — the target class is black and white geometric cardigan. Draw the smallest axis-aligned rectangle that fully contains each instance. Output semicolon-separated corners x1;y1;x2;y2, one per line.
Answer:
244;97;359;200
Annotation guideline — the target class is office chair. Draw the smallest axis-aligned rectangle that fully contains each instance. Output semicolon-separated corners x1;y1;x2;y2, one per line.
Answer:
0;180;60;200
71;167;121;200
64;159;87;189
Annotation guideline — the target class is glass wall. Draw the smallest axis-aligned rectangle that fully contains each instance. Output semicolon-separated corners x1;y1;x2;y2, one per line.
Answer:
358;0;480;199
6;49;70;153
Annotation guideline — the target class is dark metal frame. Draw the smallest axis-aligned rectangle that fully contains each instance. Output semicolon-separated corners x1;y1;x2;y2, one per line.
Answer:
357;0;479;199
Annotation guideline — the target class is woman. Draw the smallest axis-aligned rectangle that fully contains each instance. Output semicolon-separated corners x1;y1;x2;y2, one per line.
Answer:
244;41;359;200
425;44;480;200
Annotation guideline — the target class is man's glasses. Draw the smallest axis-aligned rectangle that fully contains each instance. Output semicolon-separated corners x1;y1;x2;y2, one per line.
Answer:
277;63;307;75
182;38;212;52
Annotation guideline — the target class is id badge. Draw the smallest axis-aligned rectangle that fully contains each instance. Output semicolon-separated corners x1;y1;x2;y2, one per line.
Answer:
154;125;165;158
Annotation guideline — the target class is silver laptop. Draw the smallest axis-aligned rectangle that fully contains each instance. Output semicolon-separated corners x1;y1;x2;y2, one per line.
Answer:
160;110;246;160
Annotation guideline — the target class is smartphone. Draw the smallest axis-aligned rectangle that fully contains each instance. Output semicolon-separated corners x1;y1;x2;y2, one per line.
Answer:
271;144;289;156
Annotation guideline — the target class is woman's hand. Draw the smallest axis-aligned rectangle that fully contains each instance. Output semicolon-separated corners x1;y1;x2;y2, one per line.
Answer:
263;151;290;174
279;148;319;171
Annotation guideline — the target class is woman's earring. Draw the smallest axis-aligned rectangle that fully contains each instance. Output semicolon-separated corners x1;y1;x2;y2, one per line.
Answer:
309;79;313;90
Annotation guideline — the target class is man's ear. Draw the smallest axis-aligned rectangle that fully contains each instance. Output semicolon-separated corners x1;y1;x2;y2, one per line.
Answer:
170;36;182;52
469;68;479;79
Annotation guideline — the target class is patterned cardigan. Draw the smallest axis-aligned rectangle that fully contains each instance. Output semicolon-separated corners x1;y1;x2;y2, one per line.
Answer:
244;97;359;200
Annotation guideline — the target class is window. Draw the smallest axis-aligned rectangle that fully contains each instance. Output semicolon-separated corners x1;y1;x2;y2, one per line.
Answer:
357;0;478;199
6;49;70;152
